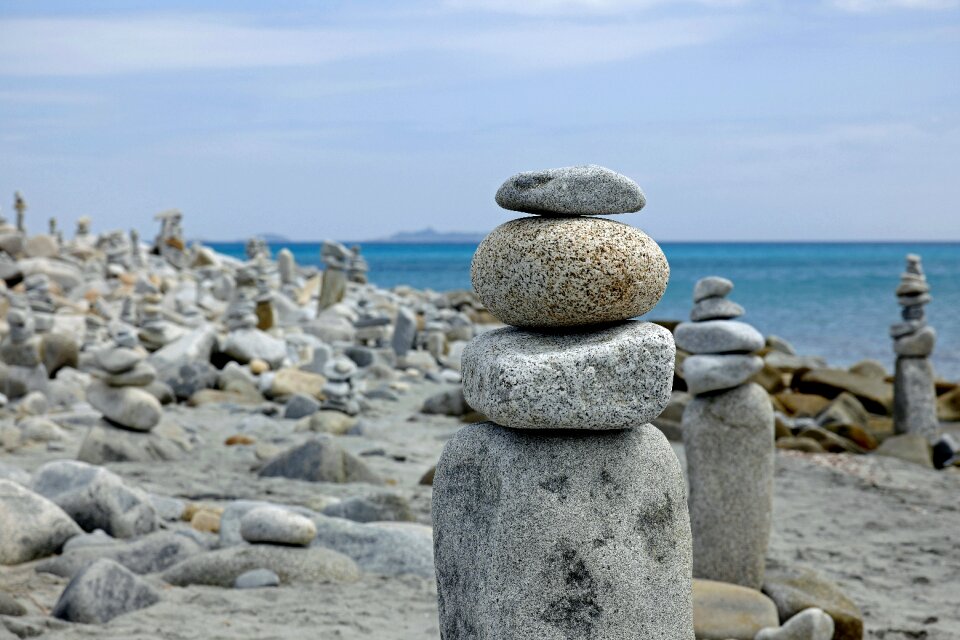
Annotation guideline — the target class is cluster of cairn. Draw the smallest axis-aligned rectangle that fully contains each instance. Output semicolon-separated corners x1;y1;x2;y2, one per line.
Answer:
434;166;693;638
891;254;939;437
675;277;774;589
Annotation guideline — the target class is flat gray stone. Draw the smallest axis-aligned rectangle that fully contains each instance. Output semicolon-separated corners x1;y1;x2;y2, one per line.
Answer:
755;607;835;640
674;320;764;355
893;357;939;437
284;392;321;419
311;514;435;578
86;381;162;431
162;544;360;587
894;326;935;357
104;361;157;387
234;568;280;589
95;347;144;374
258;437;381;484
52;559;160;624
0;479;81;565
433;422;693;639
690;297;744;322
683;383;774;589
77;422;187;465
321;493;414;523
693;276;733;302
222;328;287;368
240;506;317;546
391;307;417;357
35;530;204;578
31;460;159;538
494;165;645;215
683;354;763;396
462;321;674;430
471;217;669;328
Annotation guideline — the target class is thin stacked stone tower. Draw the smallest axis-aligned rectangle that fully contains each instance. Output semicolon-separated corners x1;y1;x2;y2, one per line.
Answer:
433;166;694;639
891;253;939;437
677;276;774;590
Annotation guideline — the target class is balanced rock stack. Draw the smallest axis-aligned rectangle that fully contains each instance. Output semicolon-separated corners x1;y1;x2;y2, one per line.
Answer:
891;253;939;437
433;165;693;638
676;276;774;590
86;324;162;432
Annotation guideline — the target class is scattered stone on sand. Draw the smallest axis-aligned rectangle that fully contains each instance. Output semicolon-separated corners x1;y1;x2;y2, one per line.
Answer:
35;530;205;578
692;578;779;640
0;479;81;565
755;607;835;640
240;506;318;546
874;433;933;468
258;437;381;484
234;568;281;589
762;562;864;640
52;559;160;624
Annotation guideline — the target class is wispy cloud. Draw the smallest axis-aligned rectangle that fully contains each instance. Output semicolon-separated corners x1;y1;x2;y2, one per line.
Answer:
443;0;748;15
0;12;737;77
830;0;959;12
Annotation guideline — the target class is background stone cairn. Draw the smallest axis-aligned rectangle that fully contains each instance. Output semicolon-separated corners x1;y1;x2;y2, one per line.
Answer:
86;323;162;433
433;165;693;639
676;276;774;590
891;253;939;437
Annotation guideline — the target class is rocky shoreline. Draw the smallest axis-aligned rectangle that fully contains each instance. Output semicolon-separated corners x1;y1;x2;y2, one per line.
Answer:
0;191;958;639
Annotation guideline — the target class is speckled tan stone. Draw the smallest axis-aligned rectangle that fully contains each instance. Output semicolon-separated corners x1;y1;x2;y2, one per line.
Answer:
471;217;669;328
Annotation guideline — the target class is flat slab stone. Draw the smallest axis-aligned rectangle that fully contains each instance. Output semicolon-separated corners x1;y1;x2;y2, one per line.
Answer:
690;297;744;322
433;422;693;640
462;321;675;430
682;354;763;396
693;276;733;302
674;320;764;355
471;217;669;328
494;165;645;215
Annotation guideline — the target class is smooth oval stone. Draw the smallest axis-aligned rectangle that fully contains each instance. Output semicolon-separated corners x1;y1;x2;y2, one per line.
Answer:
95;348;145;374
240;506;317;547
234;568;280;589
894;326;935;357
675;320;764;355
682;354;763;395
495;165;645;215
690;297;744;322
471;217;669;328
462;321;675;430
693;276;733;303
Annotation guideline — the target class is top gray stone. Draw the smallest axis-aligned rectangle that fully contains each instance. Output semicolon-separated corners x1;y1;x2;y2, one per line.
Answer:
693;276;733;302
494;165;645;216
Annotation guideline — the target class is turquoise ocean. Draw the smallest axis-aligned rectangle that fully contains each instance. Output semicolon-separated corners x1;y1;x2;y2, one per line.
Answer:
207;242;960;380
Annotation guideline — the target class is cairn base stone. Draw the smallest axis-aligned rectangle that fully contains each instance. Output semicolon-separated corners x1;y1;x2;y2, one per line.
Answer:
893;357;939;437
433;422;693;640
683;383;774;590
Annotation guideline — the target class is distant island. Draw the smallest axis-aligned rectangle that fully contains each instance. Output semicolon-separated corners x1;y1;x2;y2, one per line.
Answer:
366;227;486;244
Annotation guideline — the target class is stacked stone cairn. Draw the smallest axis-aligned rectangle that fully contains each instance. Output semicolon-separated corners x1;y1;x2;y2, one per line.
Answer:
86;323;162;432
676;276;774;590
891;253;939;437
317;240;350;312
433;165;693;638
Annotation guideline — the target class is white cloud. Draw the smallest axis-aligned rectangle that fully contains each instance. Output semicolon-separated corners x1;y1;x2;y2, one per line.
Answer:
0;13;736;76
830;0;959;12
443;0;748;15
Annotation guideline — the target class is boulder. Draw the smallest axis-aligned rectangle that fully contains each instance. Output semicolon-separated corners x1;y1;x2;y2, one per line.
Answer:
0;479;81;564
874;433;933;468
52;559;160;624
77;422;188;464
258;437;381;484
223;328;287;368
796;369;892;415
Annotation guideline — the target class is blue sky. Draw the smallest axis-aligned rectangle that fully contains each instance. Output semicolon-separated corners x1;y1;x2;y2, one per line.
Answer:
0;0;958;241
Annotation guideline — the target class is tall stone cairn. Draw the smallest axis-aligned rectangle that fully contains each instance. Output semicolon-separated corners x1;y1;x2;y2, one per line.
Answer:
433;165;694;639
677;276;774;590
891;253;939;437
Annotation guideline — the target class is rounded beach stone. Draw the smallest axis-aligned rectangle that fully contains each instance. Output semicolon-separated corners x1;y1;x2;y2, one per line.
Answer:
494;165;645;215
674;320;764;355
683;383;774;590
682;354;763;396
893;325;935;357
693;276;733;302
471;217;669;328
690;297;744;322
86;381;162;431
234;568;280;589
433;422;693;639
462;321;675;430
755;607;835;640
240;506;317;546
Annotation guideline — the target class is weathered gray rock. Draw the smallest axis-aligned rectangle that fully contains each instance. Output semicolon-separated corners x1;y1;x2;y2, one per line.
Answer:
40;333;79;376
258;437;381;484
0;462;30;486
234;568;280;589
463;321;674;429
311;514;435;578
162;544;360;587
86;381;162;431
433;422;693;639
471;217;669;328
391;307;417;357
223;328;286;368
35;530;205;578
690;297;744;322
893;325;935;357
762;562;863;640
683;383;774;589
104;361;157;387
18;416;66;443
674;320;764;355
693;276;733;302
0;479;81;565
321;493;414;523
494;165;645;215
95;347;144;374
147;326;216;370
421;387;471;416
894;357;939;437
755;607;835;640
77;422;187;464
155;360;217;400
0;591;26;616
31;460;159;538
683;354;764;395
240;506;317;546
52;559;160;624
284;392;321;419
